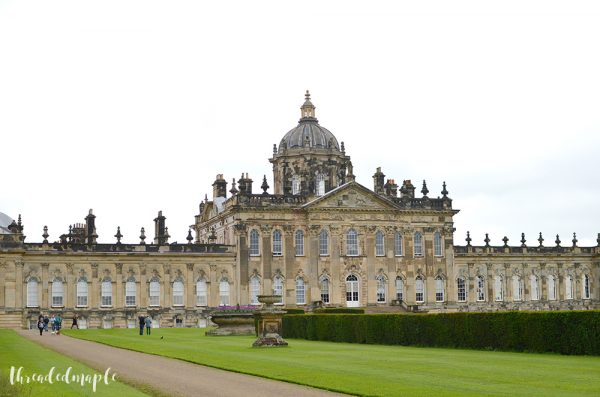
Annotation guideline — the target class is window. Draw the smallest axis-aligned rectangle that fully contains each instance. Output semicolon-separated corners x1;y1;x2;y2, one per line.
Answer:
295;230;304;256
415;277;424;302
196;279;207;306
27;279;38;307
494;275;503;301
375;231;385;257
583;274;591;299
52;279;64;307
319;230;329;256
547;275;556;301
249;229;260;256
219;280;230;306
476;276;485;301
125;278;136;306
320;277;330;304
347;229;358;256
101;279;112;306
434;232;443;257
250;275;260;305
346;274;359;303
435;277;444;302
530;275;539;301
394;232;403;256
296;278;305;304
395;277;404;301
414;232;423;257
566;275;574;300
512;275;522;301
273;275;284;304
173;280;184;306
376;275;386;303
76;279;88;307
272;230;282;256
292;175;300;195
149;279;160;306
457;277;466;302
316;172;326;196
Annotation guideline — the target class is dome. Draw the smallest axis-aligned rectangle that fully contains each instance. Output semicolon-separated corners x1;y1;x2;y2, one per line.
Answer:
0;212;14;234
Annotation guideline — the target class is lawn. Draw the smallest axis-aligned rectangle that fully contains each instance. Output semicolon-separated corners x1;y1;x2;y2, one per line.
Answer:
0;329;152;397
63;328;600;397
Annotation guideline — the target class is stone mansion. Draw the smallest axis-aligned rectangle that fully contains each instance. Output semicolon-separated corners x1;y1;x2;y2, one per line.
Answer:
1;92;598;329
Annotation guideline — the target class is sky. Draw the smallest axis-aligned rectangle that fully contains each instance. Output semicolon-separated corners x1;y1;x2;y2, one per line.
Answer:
1;0;599;247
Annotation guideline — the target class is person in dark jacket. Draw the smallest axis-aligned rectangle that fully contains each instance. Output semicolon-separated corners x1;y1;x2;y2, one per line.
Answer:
37;316;44;336
43;315;49;332
71;316;78;329
138;315;145;335
145;316;152;335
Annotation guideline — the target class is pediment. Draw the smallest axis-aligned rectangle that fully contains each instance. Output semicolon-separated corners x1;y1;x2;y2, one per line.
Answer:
302;182;398;211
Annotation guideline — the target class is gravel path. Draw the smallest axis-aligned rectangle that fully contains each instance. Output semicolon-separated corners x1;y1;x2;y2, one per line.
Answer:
17;329;349;397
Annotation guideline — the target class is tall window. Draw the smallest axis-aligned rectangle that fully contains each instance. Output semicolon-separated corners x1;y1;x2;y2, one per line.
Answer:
375;231;385;257
196;278;207;306
125;278;136;306
414;232;423;257
52;278;64;307
530;275;539;301
292;175;300;195
272;230;282;256
249;229;260;256
101;278;112;306
435;277;444;302
476;276;485;301
250;275;260;305
415;276;424;302
219;279;230;306
566;275;574;300
316;172;326;196
434;232;443;257
27;279;38;307
295;230;304;256
394;232;403;256
346;229;358;256
457;277;466;302
320;277;330;304
512;275;522;301
173;280;184;306
583;274;591;299
547;275;556;301
149;278;160;306
273;275;284;304
376;275;386;302
494;275;503;301
319;230;329;256
395;277;404;301
76;278;88;307
296;278;305;304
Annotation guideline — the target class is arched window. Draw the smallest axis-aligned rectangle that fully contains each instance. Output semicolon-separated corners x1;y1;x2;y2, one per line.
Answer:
319;229;329;256
250;275;260;305
296;278;305;304
249;229;260;256
320;277;330;304
101;278;112;306
292;175;300;195
173;279;184;306
316;172;326;196
395;277;404;301
394;232;403;256
295;230;305;256
273;275;284;305
547;275;556;301
346;229;358;256
76;278;88;307
565;275;574;300
345;274;359;305
512;275;522;301
52;278;64;307
125;277;136;306
435;277;444;302
434;232;443;257
27;279;38;307
375;231;385;257
414;232;423;257
272;230;282;256
494;275;503;301
583;274;591;299
196;278;207;306
219;279;230;306
457;277;466;302
415;276;424;302
530;275;539;301
149;278;160;306
476;275;485;301
376;275;386;303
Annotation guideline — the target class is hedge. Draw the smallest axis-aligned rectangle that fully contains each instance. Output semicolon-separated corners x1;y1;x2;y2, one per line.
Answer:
313;308;365;314
282;311;600;355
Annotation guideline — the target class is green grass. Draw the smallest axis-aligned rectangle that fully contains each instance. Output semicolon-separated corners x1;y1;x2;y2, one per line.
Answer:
0;329;152;397
63;328;600;397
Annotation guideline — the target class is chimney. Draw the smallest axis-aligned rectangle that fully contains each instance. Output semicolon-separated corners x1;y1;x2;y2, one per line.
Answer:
85;209;98;244
212;174;227;199
384;179;398;197
153;211;168;245
400;180;415;199
373;167;385;195
238;173;254;195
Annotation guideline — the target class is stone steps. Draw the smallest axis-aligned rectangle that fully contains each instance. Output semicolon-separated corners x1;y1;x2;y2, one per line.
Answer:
0;313;24;328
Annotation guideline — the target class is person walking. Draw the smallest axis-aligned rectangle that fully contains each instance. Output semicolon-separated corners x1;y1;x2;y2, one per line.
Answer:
55;314;62;335
71;316;78;329
138;315;145;335
43;315;49;332
37;316;44;336
50;314;56;334
145;316;152;335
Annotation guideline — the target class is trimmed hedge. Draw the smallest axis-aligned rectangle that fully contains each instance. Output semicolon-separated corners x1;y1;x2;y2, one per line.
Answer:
313;308;365;314
283;311;600;355
284;309;305;315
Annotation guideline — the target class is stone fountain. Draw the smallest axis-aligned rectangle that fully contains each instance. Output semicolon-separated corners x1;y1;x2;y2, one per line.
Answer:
253;295;288;347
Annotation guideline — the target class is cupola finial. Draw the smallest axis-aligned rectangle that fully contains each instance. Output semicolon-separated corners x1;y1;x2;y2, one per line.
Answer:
300;90;316;120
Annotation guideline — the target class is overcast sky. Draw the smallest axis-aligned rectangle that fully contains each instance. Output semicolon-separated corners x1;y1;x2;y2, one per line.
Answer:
1;0;599;247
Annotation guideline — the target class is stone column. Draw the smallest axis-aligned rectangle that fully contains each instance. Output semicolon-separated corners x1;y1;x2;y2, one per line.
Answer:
15;260;23;309
163;264;171;308
0;262;5;308
65;263;74;309
308;227;319;305
41;263;49;310
91;264;98;308
209;264;217;306
139;264;147;308
115;263;123;309
186;263;194;308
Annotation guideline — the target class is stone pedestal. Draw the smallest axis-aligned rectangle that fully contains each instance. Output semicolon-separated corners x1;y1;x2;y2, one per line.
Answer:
252;295;288;347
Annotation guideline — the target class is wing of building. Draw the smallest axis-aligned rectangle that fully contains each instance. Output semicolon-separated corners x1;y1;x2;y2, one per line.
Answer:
1;92;598;329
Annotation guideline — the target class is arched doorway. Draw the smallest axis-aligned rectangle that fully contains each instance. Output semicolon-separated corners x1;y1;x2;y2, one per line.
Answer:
346;274;360;307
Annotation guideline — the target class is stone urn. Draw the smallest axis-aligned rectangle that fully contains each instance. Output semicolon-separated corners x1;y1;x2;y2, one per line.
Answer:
205;311;255;336
253;295;288;347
